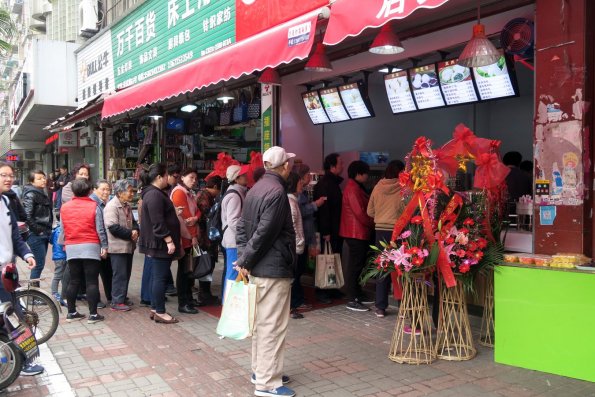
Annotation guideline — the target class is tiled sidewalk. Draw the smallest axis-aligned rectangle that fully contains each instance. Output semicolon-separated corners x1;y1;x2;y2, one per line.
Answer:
5;257;595;397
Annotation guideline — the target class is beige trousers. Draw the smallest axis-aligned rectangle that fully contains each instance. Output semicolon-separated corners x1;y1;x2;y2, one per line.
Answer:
250;276;292;390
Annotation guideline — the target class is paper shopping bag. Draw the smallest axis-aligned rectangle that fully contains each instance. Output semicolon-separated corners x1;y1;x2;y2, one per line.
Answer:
216;274;256;340
315;242;344;289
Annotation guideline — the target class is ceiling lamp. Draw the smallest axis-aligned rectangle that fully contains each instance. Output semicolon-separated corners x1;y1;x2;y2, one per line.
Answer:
304;43;332;72
180;103;198;112
458;4;501;68
369;23;404;55
217;89;234;104
258;68;281;85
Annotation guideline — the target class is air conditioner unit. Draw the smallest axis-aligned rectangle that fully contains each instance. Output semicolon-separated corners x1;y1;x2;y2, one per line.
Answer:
24;150;35;159
79;0;99;37
78;126;96;146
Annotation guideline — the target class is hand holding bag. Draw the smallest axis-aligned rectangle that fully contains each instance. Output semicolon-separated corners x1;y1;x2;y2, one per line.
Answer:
192;245;213;279
216;274;257;340
315;241;345;289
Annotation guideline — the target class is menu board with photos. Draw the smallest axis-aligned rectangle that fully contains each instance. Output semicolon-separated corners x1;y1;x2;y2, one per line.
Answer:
384;71;417;113
473;55;516;100
437;59;478;105
302;91;330;125
409;64;446;109
319;87;350;122
338;82;372;119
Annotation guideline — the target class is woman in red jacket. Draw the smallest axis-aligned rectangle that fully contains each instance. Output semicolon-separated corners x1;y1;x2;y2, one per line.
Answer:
340;160;374;312
170;168;200;315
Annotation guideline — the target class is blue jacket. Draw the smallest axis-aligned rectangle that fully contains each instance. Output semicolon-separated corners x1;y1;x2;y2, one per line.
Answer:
50;224;66;261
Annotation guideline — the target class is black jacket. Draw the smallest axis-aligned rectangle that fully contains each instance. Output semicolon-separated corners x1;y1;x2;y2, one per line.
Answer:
22;185;53;237
236;171;296;278
313;171;343;238
138;185;181;259
3;190;26;222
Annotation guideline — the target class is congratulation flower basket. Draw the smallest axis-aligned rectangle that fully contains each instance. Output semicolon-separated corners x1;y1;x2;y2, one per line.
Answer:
363;124;508;364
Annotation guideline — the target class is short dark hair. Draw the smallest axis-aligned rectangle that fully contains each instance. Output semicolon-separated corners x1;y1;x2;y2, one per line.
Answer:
72;178;92;197
520;160;533;173
140;163;167;187
502;151;522;167
72;163;90;177
94;179;110;189
347;160;370;179
292;163;310;179
59;165;67;170
205;175;222;189
28;169;45;183
323;153;340;171
181;168;197;177
384;160;405;179
0;162;14;172
286;172;300;194
167;164;181;175
253;167;266;183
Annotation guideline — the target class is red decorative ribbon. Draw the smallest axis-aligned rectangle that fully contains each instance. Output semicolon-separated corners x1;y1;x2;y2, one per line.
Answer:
474;152;510;190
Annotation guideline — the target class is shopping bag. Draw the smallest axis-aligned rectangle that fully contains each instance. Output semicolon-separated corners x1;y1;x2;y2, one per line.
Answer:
216;274;256;340
191;245;213;279
315;241;344;289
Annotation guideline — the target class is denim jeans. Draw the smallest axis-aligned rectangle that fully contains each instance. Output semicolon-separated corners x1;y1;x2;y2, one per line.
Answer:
51;259;67;295
140;256;153;303
111;254;133;304
151;257;172;314
28;234;49;280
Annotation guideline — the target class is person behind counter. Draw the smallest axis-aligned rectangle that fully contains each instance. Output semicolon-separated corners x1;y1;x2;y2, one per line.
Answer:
503;151;532;203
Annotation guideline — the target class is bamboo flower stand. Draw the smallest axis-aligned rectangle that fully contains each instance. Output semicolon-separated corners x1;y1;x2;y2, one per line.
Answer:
479;270;495;347
389;274;436;365
435;279;477;361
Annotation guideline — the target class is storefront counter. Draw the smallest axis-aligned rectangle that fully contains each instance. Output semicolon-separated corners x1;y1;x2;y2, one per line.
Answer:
494;263;595;382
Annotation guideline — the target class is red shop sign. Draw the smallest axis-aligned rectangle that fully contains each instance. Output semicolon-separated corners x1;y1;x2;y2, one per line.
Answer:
45;133;59;145
323;0;451;46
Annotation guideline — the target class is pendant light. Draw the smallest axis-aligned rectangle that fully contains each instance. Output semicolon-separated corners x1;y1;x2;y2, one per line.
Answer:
217;89;234;104
304;43;333;72
258;68;281;86
458;3;501;68
369;23;405;55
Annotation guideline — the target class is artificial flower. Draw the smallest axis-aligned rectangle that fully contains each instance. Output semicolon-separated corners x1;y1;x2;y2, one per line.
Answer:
411;215;423;225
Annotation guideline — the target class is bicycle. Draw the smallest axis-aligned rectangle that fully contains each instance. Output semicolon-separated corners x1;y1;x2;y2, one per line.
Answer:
14;278;60;345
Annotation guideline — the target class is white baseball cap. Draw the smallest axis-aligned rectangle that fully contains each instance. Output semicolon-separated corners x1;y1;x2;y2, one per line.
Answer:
263;146;296;169
226;164;249;182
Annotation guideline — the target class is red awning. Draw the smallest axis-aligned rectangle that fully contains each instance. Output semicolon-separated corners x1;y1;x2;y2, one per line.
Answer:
323;0;450;47
102;8;324;119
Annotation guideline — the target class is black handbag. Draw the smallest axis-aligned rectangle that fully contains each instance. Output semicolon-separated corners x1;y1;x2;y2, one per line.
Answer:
192;246;213;279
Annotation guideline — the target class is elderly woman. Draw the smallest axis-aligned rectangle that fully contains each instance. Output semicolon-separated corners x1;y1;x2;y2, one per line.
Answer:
61;178;108;324
90;179;112;308
139;163;181;324
104;180;139;312
170;168;200;314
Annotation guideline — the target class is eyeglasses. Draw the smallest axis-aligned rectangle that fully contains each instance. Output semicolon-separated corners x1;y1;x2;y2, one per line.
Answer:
0;174;15;180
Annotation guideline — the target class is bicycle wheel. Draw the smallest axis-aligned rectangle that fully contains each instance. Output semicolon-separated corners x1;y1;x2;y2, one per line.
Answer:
0;335;23;390
15;290;59;345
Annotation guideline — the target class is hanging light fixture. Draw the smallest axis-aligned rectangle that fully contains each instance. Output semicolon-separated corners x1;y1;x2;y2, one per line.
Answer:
304;43;333;72
217;89;234;104
458;3;501;68
369;23;405;55
258;68;281;86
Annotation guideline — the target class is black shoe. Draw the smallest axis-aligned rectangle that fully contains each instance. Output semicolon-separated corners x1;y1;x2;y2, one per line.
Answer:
317;296;332;304
139;300;151;307
178;305;198;314
87;314;105;324
97;301;107;309
346;301;370;312
189;298;203;307
290;309;304;319
124;298;134;306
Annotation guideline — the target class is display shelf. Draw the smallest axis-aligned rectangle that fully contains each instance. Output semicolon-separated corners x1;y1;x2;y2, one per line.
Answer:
214;120;260;130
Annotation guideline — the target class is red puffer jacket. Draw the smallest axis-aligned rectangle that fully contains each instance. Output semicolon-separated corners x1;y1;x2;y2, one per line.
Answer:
339;179;374;241
61;197;99;245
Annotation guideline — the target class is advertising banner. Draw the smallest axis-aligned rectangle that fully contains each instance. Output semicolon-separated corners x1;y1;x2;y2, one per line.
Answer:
261;83;274;152
77;32;115;105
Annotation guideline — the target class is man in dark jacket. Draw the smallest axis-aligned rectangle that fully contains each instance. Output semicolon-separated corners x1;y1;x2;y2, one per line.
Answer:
22;170;53;281
236;146;297;397
313;153;344;303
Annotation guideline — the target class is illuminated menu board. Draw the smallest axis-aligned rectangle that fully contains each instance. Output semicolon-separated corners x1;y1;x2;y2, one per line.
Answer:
438;59;478;105
319;87;350;122
409;64;446;109
473;55;516;100
384;71;417;113
302;91;330;125
338;82;372;119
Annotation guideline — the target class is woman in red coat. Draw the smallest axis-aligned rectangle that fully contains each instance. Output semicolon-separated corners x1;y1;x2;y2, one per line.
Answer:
340;160;374;312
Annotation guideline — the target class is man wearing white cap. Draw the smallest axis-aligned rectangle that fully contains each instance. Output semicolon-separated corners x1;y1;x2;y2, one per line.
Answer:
236;146;297;397
221;164;249;298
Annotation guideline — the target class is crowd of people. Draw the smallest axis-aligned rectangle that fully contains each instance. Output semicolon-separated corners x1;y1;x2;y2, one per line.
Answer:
0;146;412;397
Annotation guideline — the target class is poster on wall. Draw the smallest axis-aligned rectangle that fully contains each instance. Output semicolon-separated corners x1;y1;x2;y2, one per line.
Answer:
319;87;350;122
437;59;478;105
409;64;446;110
384;70;417;113
261;83;274;152
77;32;115;105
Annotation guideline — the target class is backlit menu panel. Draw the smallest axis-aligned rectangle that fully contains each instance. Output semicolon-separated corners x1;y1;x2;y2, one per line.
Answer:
302;91;330;124
384;71;417;113
319;87;350;122
473;55;516;100
437;59;478;105
338;83;372;119
409;64;445;109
